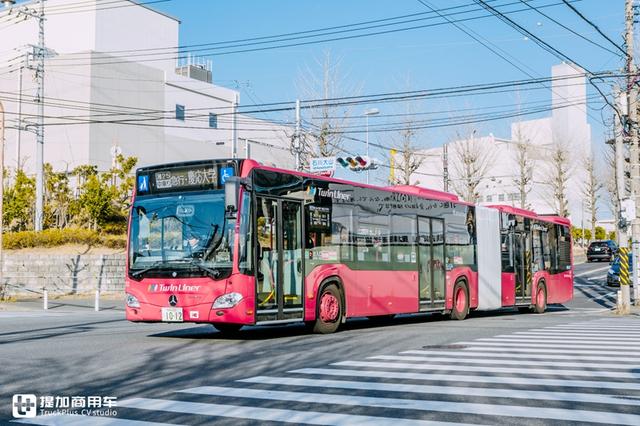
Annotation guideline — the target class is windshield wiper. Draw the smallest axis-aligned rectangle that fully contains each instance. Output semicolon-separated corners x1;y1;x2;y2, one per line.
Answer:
130;261;168;279
188;260;223;279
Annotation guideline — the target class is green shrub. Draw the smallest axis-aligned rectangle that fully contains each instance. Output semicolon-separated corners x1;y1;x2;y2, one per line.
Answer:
2;228;126;250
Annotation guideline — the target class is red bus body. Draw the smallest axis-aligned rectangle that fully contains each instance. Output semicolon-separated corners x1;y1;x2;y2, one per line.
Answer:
125;159;573;330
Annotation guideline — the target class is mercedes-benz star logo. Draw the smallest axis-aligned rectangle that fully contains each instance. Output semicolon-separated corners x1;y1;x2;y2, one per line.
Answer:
168;295;178;306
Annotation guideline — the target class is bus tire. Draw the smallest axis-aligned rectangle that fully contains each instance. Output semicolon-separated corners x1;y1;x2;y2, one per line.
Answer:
534;282;547;314
313;284;343;334
450;281;469;321
213;323;242;334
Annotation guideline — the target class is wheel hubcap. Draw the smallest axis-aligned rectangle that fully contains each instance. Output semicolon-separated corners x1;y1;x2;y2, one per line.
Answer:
319;292;339;322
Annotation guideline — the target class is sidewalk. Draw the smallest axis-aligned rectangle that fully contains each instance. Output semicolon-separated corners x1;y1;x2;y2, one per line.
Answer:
0;293;124;313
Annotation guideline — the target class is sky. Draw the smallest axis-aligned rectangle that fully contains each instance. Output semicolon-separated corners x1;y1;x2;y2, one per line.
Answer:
148;0;626;153
108;1;635;185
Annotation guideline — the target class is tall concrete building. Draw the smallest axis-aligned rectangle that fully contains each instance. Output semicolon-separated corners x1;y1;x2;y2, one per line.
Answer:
0;0;294;174
415;63;592;226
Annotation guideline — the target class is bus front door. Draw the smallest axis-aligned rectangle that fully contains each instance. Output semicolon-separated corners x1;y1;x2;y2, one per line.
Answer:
514;231;532;303
255;197;304;323
418;217;446;310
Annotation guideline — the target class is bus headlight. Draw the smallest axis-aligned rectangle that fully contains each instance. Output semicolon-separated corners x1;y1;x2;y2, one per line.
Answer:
213;292;243;309
126;293;140;308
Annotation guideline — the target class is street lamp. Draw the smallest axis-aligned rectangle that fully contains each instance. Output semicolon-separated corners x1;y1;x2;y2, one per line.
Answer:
364;108;379;184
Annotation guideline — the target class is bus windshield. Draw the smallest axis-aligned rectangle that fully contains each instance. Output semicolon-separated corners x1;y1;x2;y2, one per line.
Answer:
129;190;234;279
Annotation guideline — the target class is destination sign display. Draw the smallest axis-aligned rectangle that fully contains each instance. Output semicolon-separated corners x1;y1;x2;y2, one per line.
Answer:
154;166;218;191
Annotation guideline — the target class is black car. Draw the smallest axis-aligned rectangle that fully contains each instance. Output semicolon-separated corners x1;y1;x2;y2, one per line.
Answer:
587;240;618;262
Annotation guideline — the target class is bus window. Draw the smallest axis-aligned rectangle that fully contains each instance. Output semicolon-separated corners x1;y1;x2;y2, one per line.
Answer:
391;215;417;267
356;212;390;264
238;191;253;274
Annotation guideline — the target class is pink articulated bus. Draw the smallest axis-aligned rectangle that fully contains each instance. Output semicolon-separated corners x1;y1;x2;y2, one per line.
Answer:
125;159;573;334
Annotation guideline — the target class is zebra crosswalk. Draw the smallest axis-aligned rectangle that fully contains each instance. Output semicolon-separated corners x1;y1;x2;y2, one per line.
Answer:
15;317;640;425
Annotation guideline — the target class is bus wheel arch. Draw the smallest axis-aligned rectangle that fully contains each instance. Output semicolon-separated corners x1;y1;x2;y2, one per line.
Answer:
313;278;344;334
534;280;547;314
450;278;469;321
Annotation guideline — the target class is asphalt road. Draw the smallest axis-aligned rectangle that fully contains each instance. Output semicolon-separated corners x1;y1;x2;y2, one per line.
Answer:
1;261;639;425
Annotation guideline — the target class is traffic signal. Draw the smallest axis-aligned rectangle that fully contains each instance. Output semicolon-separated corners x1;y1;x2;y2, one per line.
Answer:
336;155;378;171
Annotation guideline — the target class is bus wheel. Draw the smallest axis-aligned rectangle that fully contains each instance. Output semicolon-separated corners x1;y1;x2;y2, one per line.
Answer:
213;323;242;335
313;284;343;334
450;281;469;321
534;283;547;314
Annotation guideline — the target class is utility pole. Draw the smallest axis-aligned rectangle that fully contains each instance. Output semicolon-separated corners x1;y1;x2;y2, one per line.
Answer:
231;92;238;159
443;143;449;192
295;99;301;171
615;88;629;250
0;100;5;291
623;0;637;311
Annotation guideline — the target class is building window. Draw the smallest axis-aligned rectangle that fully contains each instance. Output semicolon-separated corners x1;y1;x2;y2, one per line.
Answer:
176;104;185;121
209;113;218;129
498;194;505;202
486;195;493;202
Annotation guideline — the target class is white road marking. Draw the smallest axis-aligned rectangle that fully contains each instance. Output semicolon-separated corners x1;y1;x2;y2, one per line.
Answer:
511;332;640;338
118;397;469;426
368;354;637;370
458;345;640;356
402;349;627;362
574;266;610;277
239;375;640;406
179;386;640;426
291;367;640;391
465;339;640;350
14;417;176;426
332;360;640;379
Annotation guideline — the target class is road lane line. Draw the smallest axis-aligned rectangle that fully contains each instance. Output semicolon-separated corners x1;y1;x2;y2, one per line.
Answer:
458;345;640;355
369;355;638;370
332;361;640;379
14;417;177;426
574;266;610;277
474;336;640;349
511;332;640;338
179;385;640;426
401;349;627;362
464;340;640;350
119;397;468;426
290;368;640;391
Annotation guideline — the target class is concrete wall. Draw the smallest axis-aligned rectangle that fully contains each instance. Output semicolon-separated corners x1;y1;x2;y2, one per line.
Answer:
1;253;126;296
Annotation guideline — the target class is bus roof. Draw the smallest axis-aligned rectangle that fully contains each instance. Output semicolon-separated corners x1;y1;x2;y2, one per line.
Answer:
243;161;470;205
487;204;572;226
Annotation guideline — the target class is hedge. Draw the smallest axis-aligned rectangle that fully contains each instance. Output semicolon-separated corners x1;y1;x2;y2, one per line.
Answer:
2;228;127;250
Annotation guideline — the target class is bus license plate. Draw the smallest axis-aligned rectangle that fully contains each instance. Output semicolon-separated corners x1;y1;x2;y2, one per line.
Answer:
161;308;183;322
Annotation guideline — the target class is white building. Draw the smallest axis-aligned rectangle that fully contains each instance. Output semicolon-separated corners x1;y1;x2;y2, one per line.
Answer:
0;0;295;174
415;63;592;226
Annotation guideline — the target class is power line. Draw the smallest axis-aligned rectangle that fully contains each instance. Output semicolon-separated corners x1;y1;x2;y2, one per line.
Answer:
516;0;622;56
560;0;628;57
41;0;580;67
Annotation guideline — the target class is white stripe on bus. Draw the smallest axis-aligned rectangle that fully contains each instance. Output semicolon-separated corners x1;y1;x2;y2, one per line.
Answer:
239;375;640;406
368;355;637;370
178;386;640;426
332;361;640;379
290;367;640;391
118;397;468;426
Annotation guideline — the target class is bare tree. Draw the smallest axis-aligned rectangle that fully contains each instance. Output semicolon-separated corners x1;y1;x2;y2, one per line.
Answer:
511;127;534;210
602;141;620;220
389;92;426;185
546;140;571;217
451;129;494;203
295;50;359;166
582;153;602;239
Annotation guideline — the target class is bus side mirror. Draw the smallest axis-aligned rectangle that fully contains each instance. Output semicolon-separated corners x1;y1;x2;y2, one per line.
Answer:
224;177;241;218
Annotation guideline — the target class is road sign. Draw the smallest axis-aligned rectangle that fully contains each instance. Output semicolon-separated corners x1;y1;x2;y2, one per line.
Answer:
309;157;336;173
219;167;235;185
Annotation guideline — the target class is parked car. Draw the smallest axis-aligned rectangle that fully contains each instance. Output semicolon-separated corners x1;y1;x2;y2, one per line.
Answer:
607;253;633;287
587;240;618;262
